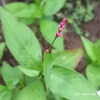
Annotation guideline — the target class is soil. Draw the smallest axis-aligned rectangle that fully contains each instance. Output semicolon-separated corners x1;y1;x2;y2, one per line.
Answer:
0;0;100;83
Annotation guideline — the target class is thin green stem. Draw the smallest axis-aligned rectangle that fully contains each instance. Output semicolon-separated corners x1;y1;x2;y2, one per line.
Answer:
48;37;56;51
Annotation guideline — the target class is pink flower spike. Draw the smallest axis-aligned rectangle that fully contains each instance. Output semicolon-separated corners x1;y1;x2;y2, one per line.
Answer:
62;25;65;28
56;32;61;38
46;49;49;53
59;25;60;28
62;18;66;23
60;22;64;27
59;27;63;32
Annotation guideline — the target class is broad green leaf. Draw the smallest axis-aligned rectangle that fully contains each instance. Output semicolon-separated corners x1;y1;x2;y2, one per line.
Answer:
34;0;41;5
43;0;66;16
81;36;100;62
11;88;20;100
95;40;100;47
46;90;65;100
5;2;42;18
0;42;5;59
54;95;66;100
52;48;83;69
17;65;39;77
0;86;12;100
0;85;5;91
5;3;42;24
18;18;35;25
48;65;100;100
1;62;24;87
5;2;36;24
0;7;42;67
14;4;42;18
5;2;27;13
16;81;46;100
43;52;54;89
86;64;100;90
43;48;83;89
43;15;53;21
24;75;37;85
39;20;64;51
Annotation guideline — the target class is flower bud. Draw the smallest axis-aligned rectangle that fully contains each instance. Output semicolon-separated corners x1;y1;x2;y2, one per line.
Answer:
46;49;49;53
59;27;63;32
56;32;61;38
62;18;66;23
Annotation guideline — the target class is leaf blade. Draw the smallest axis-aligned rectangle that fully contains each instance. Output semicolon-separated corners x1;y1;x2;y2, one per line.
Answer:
17;65;40;77
16;81;46;100
1;62;24;87
43;0;66;16
52;48;84;69
48;65;100;100
0;7;42;67
86;64;100;90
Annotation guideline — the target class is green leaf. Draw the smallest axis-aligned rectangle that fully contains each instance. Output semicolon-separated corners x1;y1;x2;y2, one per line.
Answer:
86;64;100;90
81;36;100;62
11;88;20;100
43;49;83;89
5;2;42;24
18;18;35;25
71;21;82;35
5;2;27;13
48;65;100;100
14;4;42;18
43;0;66;16
46;90;65;100
16;81;46;100
0;42;5;59
1;62;24;87
17;65;40;77
43;52;54;89
84;13;94;22
52;48;83;69
0;7;42;67
0;90;12;100
42;15;53;21
5;2;42;22
39;20;64;51
0;86;12;100
54;95;66;100
24;75;37;85
0;85;5;91
95;39;100;47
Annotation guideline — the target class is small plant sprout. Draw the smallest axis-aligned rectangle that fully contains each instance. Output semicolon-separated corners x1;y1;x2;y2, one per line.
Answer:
46;18;66;53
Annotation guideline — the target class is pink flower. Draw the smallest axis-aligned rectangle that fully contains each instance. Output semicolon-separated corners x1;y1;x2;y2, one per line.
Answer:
59;22;65;27
58;27;63;32
56;32;61;38
45;18;66;53
62;25;65;28
46;49;49;53
57;17;66;35
62;18;67;22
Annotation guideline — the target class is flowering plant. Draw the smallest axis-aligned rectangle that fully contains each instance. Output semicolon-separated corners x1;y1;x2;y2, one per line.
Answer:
46;18;66;53
3;0;67;51
0;5;100;100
